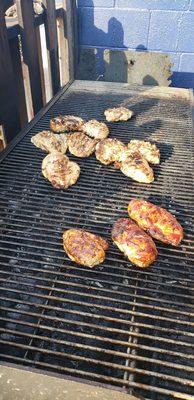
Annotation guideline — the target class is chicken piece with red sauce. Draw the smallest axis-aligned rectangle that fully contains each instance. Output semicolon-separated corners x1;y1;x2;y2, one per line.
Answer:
128;199;183;246
112;218;157;268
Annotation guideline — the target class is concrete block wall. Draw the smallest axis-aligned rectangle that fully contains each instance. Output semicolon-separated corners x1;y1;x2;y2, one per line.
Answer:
78;0;194;88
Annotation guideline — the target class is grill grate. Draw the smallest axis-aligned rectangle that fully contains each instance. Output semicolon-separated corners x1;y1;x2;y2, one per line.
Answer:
0;81;194;400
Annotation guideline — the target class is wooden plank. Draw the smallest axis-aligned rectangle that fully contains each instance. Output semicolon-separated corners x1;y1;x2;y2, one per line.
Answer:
0;125;6;151
35;24;53;105
0;4;20;143
35;26;47;106
9;36;28;128
43;0;60;95
16;0;43;115
58;0;76;84
22;62;34;121
57;14;69;85
71;0;78;76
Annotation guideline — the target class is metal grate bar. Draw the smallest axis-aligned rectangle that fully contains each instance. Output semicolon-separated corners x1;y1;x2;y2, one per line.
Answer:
1;276;194;320
1;255;194;282
2;316;192;361
1;305;193;345
1;270;194;313
1;283;194;326
1;297;193;340
1;337;194;384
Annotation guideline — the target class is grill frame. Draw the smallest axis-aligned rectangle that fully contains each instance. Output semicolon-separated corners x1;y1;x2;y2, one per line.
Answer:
0;80;194;400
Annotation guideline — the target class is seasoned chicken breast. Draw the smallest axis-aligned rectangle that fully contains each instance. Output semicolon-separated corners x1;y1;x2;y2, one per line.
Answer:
128;199;183;246
63;229;109;267
117;150;154;183
112;218;157;268
82;120;109;140
50;115;84;133
68;132;98;158
128;140;160;165
31;131;68;154
104;107;134;122
95;138;126;165
42;152;80;189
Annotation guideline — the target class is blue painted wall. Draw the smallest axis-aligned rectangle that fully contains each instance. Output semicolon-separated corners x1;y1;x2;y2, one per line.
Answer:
78;0;194;88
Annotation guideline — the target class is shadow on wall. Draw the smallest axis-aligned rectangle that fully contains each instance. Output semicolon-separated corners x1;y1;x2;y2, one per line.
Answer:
78;7;128;82
104;16;128;84
78;0;159;86
79;0;194;89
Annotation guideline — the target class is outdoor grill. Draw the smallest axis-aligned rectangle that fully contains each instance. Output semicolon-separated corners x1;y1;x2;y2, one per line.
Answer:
0;80;193;400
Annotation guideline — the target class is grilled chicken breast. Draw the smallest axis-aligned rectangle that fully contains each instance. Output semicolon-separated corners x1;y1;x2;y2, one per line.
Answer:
112;218;157;268
50;115;84;133
104;107;134;122
82;120;109;140
68;132;98;158
128;140;160;165
63;229;109;267
31;131;68;154
95;138;126;165
42;152;80;189
128;199;183;246
117;150;154;183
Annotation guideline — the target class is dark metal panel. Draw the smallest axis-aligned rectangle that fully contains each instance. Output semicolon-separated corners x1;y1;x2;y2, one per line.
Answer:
6;7;62;40
9;36;28;128
0;4;20;143
1;0;14;13
16;0;43;115
6;14;45;40
43;0;60;95
0;79;73;162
